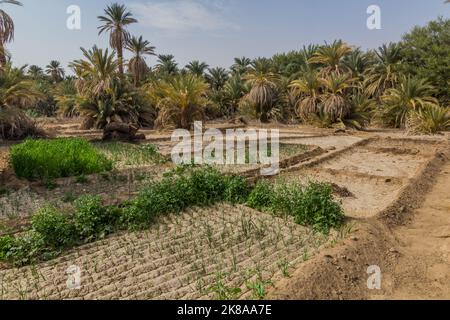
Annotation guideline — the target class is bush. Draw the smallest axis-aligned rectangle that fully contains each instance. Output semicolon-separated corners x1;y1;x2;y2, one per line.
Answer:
1;232;48;266
0;236;14;260
406;105;450;135
246;180;274;211
224;176;251;204
74;195;121;241
10;138;113;181
123;167;252;229
292;182;344;233
247;180;344;233
31;206;77;248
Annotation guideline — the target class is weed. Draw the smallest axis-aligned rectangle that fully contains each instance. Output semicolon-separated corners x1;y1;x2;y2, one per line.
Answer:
209;273;242;300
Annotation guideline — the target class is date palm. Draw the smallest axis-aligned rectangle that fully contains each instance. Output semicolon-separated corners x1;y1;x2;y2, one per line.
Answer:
69;46;118;97
27;65;43;79
0;63;44;139
185;60;209;77
364;43;403;98
126;35;155;86
156;54;178;75
223;74;246;116
320;72;355;122
0;0;21;67
308;40;352;75
45;60;65;83
243;71;279;123
206;67;229;91
290;69;322;120
98;3;137;77
380;75;438;128
231;57;252;75
149;74;209;129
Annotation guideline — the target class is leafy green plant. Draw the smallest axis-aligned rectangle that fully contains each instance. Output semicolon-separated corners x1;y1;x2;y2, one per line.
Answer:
74;195;121;241
223;175;251;204
406;105;450;134
246;180;274;211
31;206;77;248
10;138;113;181
208;273;242;300
248;179;344;233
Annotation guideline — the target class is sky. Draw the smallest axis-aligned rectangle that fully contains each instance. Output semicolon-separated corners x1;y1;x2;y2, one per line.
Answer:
5;0;450;72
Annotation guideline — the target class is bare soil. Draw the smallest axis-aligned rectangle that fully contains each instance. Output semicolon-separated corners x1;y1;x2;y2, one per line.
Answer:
1;119;449;300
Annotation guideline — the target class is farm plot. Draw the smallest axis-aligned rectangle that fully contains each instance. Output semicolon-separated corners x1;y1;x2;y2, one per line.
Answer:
279;139;440;219
0;204;331;300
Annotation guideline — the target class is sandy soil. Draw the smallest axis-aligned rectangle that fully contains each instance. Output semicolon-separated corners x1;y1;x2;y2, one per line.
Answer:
370;161;450;300
1;119;449;300
0;204;332;300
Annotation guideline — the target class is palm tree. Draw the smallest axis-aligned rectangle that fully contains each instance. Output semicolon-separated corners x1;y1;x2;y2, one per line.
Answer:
320;72;355;122
206;67;229;91
45;60;65;83
27;65;43;79
69;46;118;97
231;57;252;75
243;71;279;123
156;54;178;75
0;0;22;67
290;69;322;120
125;35;156;86
185;60;209;77
380;75;438;128
149;74;209;129
364;43;403;98
98;3;137;77
0;63;44;139
223;74;246;116
308;40;352;75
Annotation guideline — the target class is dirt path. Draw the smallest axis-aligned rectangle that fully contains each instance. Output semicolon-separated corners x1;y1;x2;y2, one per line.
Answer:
371;161;450;300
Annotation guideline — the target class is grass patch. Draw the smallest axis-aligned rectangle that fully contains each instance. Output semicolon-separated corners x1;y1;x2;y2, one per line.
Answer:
10;138;113;181
94;142;167;168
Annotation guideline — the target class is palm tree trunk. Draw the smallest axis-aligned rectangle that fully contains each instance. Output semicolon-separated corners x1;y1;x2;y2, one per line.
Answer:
117;43;124;77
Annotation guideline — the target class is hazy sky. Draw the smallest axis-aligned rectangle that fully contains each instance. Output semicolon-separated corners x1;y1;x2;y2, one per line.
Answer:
6;0;450;71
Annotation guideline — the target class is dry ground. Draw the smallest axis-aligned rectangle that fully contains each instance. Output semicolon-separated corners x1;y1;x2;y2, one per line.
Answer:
0;119;449;300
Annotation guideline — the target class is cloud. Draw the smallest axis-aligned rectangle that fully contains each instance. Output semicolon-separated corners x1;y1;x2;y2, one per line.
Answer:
130;0;239;33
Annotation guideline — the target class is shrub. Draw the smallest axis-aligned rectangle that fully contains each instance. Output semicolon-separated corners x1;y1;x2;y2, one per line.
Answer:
2;232;48;266
74;195;121;241
10;138;113;181
0;236;14;260
31;206;77;248
248;179;344;233
406;105;450;135
292;182;344;233
246;180;274;211
224;176;251;204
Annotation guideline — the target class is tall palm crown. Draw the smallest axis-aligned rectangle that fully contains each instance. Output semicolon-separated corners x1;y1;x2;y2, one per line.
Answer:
69;46;118;97
185;61;209;77
364;43;403;98
308;40;352;74
45;60;65;83
0;0;22;66
98;3;137;77
206;67;229;91
243;71;279;122
290;70;322;119
156;54;178;75
231;57;252;75
125;35;156;86
27;65;44;79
